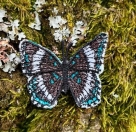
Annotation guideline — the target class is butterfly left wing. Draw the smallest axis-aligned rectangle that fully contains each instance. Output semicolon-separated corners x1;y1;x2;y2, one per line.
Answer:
27;72;62;109
19;39;63;108
68;32;108;108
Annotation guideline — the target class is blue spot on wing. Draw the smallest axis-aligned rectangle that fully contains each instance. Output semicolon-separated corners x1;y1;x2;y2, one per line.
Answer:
77;78;81;84
50;56;53;60
28;77;37;90
72;61;76;65
96;64;100;69
92;87;98;94
70;72;82;84
24;54;29;62
54;62;58;66
52;72;60;79
93;97;97;101
71;54;80;66
71;72;78;79
75;54;80;58
28;40;38;46
24;63;30;67
97;41;105;58
87;100;93;104
32;93;50;105
50;79;54;84
83;97;98;105
92;81;99;94
49;72;61;85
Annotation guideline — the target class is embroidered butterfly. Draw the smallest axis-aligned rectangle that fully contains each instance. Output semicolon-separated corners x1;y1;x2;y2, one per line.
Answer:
19;32;108;109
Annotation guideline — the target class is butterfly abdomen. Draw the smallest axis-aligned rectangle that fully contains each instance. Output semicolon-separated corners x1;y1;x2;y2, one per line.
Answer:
62;61;69;93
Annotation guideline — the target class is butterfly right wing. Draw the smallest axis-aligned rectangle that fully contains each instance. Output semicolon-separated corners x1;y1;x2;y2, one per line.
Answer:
19;39;63;108
68;32;108;108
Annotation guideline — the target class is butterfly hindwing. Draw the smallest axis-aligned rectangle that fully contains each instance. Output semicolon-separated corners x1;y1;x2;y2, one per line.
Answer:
19;40;62;108
28;72;62;108
68;71;101;108
68;32;108;108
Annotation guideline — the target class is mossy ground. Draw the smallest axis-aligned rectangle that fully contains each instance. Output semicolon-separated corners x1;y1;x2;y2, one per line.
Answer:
0;0;136;132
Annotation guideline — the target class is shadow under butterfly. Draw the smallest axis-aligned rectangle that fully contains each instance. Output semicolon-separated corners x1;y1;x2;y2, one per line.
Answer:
19;32;108;109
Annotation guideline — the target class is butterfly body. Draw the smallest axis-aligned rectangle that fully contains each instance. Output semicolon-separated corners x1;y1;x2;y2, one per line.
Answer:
19;32;108;109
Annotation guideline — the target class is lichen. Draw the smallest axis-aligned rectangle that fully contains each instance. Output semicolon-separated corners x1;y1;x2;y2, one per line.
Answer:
0;0;136;132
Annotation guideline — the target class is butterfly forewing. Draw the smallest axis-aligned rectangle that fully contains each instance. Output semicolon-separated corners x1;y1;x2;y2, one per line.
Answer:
68;33;108;108
69;32;108;74
19;40;63;108
19;40;62;75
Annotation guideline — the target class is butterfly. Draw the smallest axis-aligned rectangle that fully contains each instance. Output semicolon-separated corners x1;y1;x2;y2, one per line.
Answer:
19;32;108;109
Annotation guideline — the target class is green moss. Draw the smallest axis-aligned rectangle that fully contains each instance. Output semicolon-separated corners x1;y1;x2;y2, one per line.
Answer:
0;0;136;131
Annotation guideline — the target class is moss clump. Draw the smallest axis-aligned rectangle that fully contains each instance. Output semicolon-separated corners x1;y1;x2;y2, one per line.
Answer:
0;0;136;132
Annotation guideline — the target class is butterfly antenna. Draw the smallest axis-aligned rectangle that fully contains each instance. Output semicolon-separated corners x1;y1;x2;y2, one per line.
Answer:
67;42;73;51
61;40;65;58
66;42;73;59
